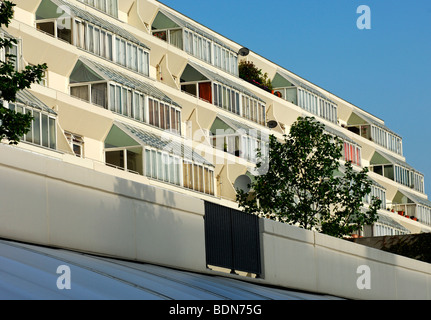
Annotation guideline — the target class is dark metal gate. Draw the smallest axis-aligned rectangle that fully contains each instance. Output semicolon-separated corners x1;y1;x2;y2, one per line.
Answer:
204;201;261;276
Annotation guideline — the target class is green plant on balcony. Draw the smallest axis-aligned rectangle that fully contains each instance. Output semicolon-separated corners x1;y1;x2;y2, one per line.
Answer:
238;60;273;93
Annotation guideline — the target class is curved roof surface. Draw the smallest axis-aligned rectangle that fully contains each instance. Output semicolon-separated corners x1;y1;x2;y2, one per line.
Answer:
0;239;342;300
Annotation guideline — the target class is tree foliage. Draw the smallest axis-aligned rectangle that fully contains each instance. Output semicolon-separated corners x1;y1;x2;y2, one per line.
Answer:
236;116;381;238
0;1;47;144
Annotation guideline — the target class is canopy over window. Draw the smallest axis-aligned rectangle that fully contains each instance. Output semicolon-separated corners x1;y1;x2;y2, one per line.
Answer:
273;69;337;104
182;61;263;102
107;122;213;167
370;150;416;172
36;0;149;50
324;124;359;146
151;9;235;52
15;90;57;115
347;109;400;138
376;214;410;233
210;114;267;139
71;58;179;107
393;190;431;208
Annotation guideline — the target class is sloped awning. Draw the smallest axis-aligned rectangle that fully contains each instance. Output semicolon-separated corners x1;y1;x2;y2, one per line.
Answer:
273;69;337;104
109;122;213;167
70;57;180;107
152;9;235;52
15;90;57;115
182;61;264;102
36;0;149;50
370;150;419;173
348;109;400;138
211;114;267;139
394;189;431;208
376;213;410;233
324;124;359;146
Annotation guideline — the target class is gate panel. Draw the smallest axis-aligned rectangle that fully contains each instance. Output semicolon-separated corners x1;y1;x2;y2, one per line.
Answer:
204;201;261;275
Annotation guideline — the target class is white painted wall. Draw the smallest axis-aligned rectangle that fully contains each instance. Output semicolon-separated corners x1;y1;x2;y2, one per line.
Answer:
0;143;430;300
0;143;207;273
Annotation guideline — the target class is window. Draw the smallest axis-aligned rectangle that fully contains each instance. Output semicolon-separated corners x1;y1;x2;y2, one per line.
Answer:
7;102;56;150
373;223;407;236
343;142;362;167
37;21;55;36
144;147;182;186
65;132;84;157
153;13;238;76
37;14;149;76
182;160;214;195
77;0;119;18
5;40;19;70
36;18;72;43
295;88;338;124
91;83;108;108
96;82;180;134
105;148;142;174
70;83;107;109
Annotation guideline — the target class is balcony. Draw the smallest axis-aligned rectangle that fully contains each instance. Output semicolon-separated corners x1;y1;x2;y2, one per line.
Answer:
369;150;425;194
209;115;268;163
391;190;431;226
346;109;403;155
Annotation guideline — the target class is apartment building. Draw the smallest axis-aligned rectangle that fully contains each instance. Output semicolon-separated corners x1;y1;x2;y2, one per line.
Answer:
3;0;431;239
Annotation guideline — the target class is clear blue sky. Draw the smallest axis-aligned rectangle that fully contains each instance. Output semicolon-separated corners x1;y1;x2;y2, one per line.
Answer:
159;0;431;197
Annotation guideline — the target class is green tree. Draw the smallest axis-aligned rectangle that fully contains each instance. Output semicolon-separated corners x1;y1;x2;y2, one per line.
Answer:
0;1;47;144
236;116;381;238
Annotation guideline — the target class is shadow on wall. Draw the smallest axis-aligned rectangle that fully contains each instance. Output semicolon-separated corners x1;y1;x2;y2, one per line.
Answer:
112;174;206;270
351;233;431;264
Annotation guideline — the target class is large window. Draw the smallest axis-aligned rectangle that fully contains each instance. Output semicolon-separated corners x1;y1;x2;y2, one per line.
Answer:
6;102;56;150
145;148;181;186
36;19;72;44
106;148;143;175
373;223;407;236
347;115;403;156
210;116;268;163
185;31;238;76
371;126;402;155
153;28;184;51
36;1;150;77
417;205;431;226
370;163;425;194
297;88;337;124
364;185;386;210
148;98;181;133
183;160;214;195
152;11;238;76
77;0;118;18
180;64;266;127
71;81;181;134
70;82;108;109
105;123;215;195
273;71;338;125
343;141;362;167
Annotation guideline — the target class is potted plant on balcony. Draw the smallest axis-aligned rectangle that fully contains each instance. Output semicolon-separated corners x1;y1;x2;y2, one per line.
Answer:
239;60;273;93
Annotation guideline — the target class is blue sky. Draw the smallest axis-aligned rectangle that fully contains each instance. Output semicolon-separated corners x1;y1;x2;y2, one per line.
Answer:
159;0;431;196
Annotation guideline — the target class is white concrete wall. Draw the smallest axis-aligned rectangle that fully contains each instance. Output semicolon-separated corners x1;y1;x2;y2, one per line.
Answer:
260;219;431;299
0;143;207;273
0;143;430;300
